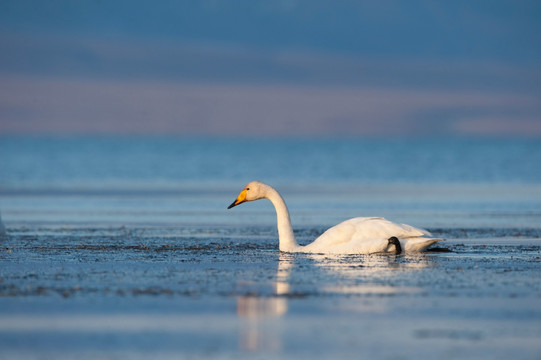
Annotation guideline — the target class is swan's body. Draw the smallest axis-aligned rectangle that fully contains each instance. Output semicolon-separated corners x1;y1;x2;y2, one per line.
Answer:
228;181;442;254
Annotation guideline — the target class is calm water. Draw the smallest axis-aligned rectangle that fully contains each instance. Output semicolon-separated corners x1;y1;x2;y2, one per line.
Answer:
1;136;541;227
2;137;541;187
1;137;541;359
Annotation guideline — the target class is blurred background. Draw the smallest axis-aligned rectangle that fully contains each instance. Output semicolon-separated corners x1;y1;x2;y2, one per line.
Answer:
1;0;540;137
1;1;540;227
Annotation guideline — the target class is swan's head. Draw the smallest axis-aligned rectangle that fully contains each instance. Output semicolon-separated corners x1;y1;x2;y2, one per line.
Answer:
227;181;268;209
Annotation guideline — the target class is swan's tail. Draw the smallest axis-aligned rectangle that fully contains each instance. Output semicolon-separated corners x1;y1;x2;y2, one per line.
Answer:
402;237;443;253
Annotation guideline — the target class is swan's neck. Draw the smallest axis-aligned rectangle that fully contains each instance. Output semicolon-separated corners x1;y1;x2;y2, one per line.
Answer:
265;187;299;252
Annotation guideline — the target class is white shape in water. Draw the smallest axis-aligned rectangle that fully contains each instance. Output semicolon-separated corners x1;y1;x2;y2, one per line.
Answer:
228;181;442;254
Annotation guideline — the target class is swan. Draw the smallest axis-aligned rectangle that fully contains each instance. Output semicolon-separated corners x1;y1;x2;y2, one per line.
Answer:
227;181;442;254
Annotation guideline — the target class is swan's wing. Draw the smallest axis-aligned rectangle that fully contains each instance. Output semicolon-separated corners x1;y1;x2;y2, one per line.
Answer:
305;217;367;249
317;217;430;242
304;217;434;254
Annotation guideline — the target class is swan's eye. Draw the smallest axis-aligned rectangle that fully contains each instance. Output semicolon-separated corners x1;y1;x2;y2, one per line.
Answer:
246;188;250;190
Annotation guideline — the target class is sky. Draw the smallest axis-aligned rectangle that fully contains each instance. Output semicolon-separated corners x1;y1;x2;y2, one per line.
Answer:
1;0;540;137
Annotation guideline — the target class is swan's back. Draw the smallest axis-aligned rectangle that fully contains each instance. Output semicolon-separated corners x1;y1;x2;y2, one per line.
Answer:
302;217;440;254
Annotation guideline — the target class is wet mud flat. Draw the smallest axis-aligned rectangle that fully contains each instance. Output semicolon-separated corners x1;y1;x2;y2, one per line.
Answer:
1;226;541;360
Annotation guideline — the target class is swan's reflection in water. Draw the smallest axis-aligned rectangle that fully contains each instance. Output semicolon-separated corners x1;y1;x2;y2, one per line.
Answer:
309;254;431;314
237;252;434;351
237;253;294;351
309;253;430;297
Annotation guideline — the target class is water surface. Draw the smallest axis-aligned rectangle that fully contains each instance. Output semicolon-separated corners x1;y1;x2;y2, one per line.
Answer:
1;137;540;359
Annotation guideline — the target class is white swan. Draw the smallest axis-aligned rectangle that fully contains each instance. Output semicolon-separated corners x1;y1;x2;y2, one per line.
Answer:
228;181;442;254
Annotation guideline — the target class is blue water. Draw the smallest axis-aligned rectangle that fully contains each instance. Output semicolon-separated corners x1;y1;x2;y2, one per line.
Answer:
1;136;541;360
1;136;540;188
1;136;541;228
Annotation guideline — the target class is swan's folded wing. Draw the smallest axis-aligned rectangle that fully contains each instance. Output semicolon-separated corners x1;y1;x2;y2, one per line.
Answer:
349;217;431;239
308;219;360;248
307;217;432;251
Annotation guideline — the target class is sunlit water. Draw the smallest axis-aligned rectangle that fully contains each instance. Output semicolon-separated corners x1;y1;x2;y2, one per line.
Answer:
1;137;540;359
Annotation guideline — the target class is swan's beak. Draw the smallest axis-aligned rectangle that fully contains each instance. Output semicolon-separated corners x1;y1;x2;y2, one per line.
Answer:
227;189;247;209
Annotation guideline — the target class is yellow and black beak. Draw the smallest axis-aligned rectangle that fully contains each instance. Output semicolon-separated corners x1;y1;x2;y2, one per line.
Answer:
227;189;247;209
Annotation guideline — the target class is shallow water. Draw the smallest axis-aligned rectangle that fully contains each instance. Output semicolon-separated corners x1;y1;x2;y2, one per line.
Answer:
1;137;541;359
1;225;540;359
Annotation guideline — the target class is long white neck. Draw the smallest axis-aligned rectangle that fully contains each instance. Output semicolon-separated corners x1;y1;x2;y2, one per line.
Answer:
264;186;300;252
